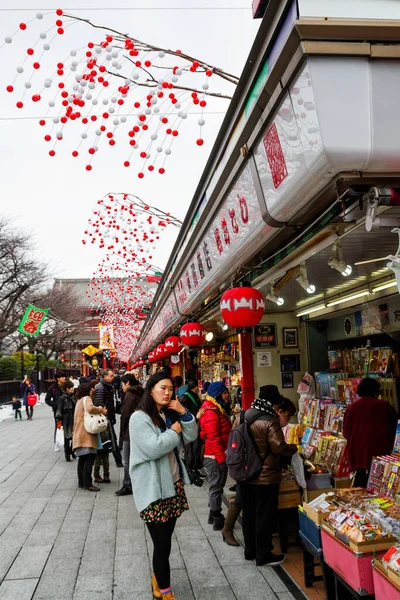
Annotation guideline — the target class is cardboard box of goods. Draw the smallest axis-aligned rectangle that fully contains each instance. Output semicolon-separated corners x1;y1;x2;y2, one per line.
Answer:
334;477;352;489
280;479;300;493
278;491;301;510
303;487;333;503
303;501;332;525
388;566;400;589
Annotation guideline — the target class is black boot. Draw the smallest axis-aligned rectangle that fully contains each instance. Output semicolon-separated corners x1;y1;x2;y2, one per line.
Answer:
213;513;225;531
208;510;214;525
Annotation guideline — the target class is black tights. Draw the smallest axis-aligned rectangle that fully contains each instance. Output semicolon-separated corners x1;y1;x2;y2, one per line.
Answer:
146;518;177;590
77;454;95;488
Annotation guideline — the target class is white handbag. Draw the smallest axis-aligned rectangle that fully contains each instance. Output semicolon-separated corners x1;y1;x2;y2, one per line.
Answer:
83;397;108;434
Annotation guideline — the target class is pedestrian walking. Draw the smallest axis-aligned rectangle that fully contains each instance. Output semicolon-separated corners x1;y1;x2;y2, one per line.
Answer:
72;383;107;492
115;373;143;496
55;379;76;462
198;381;232;531
129;371;198;600
233;385;297;566
12;396;22;420
45;371;66;438
93;369;123;467
20;377;36;420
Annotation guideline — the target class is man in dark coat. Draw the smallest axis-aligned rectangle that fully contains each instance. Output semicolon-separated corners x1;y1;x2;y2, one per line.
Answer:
93;369;123;467
45;370;66;441
116;374;143;496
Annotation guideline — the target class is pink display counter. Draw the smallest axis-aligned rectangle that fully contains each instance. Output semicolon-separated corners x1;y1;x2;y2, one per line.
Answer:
372;562;400;600
321;527;388;596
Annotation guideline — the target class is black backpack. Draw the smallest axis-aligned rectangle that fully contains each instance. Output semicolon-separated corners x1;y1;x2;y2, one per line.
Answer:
225;410;268;482
45;385;56;409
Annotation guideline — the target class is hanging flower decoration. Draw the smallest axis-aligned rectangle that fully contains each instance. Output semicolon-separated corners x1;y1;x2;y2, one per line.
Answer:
1;8;238;176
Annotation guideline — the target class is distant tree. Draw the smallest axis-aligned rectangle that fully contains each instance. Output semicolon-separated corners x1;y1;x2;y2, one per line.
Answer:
0;356;20;381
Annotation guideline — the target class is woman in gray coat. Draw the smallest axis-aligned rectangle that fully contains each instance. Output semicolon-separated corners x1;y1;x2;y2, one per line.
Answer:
130;371;198;600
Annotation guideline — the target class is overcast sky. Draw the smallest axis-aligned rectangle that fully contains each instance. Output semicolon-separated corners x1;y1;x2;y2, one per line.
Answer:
0;1;259;280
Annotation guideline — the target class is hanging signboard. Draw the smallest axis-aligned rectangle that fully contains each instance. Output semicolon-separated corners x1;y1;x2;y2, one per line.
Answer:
17;304;49;337
99;324;115;350
82;344;100;357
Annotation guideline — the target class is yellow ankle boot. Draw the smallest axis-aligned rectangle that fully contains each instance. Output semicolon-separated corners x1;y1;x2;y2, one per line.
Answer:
151;572;162;599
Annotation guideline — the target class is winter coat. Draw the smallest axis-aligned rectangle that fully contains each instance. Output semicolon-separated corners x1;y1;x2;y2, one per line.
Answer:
93;379;116;424
12;399;21;410
233;408;297;485
129;409;198;514
72;396;103;451
198;398;232;464
181;391;202;417
120;385;144;442
343;396;398;471
21;382;36;408
45;383;63;413
56;392;76;439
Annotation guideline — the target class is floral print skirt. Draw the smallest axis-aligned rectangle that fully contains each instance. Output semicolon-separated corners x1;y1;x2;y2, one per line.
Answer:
140;479;189;523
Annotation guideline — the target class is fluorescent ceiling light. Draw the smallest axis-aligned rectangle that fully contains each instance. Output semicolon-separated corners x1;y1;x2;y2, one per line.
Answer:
326;290;369;307
372;280;397;293
296;304;326;317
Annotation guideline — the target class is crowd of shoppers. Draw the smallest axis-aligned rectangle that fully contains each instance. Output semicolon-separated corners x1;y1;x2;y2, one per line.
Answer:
24;365;396;600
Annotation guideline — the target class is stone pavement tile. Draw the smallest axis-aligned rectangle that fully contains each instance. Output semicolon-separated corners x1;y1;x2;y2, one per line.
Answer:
33;559;81;600
0;507;19;535
0;543;22;582
113;553;152;600
276;593;296;600
223;565;278;599
24;524;61;547
207;533;248;566
186;565;230;593
115;527;147;557
49;531;86;558
6;545;52;580
259;565;291;593
192;586;237;600
73;572;112;600
0;578;38;600
170;568;195;600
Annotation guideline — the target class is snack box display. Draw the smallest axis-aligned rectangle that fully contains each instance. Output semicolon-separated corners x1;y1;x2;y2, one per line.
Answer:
303;491;335;525
299;507;322;550
373;559;400;599
321;527;388;595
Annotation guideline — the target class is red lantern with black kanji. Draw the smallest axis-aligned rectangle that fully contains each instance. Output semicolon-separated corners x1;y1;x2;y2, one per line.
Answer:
156;343;170;358
180;322;206;346
165;335;183;354
220;286;265;328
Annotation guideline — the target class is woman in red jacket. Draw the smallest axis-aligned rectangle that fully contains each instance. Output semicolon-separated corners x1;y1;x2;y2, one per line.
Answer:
198;381;232;530
343;378;398;488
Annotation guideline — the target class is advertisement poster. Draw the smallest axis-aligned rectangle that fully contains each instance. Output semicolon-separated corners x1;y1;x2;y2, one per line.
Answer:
253;323;277;348
257;351;272;367
99;324;115;350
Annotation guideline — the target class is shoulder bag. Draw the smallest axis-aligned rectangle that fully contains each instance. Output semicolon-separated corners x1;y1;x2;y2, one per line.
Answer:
83;397;108;434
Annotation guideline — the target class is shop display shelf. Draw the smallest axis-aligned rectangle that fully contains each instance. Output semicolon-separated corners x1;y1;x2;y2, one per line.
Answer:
299;509;322;550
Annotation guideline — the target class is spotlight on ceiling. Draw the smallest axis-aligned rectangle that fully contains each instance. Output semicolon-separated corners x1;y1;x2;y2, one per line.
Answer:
328;241;352;277
296;262;316;294
217;321;229;331
205;331;214;342
266;285;284;306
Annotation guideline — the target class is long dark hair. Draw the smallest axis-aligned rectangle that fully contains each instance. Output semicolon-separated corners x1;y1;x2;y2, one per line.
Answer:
141;371;174;429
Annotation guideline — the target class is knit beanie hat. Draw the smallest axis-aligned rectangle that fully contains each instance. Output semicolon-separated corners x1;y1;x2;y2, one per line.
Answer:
202;381;211;393
206;381;228;405
259;385;281;405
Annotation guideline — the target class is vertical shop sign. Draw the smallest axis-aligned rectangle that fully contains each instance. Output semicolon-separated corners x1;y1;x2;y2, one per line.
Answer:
263;123;288;188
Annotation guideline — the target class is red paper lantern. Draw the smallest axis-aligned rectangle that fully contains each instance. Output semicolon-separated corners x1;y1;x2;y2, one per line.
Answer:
165;335;183;354
180;322;206;346
220;286;265;328
148;350;158;363
156;343;170;358
137;359;145;366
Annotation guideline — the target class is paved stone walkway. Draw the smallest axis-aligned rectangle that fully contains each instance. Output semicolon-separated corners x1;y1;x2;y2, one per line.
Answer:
0;402;296;600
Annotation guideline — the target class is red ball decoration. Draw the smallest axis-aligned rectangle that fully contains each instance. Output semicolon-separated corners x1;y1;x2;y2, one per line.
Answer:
220;286;265;328
148;351;157;363
180;322;206;347
165;336;183;354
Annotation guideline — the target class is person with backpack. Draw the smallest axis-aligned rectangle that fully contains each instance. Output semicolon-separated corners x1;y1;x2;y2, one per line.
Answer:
21;377;36;420
180;380;204;487
198;381;232;531
227;385;297;566
55;379;77;462
45;371;66;437
93;369;123;468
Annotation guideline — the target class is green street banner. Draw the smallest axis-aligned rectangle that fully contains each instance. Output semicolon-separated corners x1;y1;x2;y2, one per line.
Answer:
17;305;49;337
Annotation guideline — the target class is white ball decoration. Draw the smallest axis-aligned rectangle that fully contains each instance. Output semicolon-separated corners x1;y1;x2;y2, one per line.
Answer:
109;106;115;114
105;54;112;61
145;108;151;115
157;147;163;153
48;100;55;107
95;46;102;54
120;116;127;123
198;118;205;126
110;97;117;103
17;66;23;73
154;107;160;114
70;49;77;56
132;73;139;80
202;83;209;90
53;117;59;124
95;129;102;136
86;93;92;100
102;99;109;105
40;32;47;39
165;148;172;155
56;131;63;139
81;132;88;139
113;118;119;125
92;98;98;105
175;102;181;109
172;76;178;83
5;36;12;44
176;69;182;75
44;79;52;88
106;46;112;53
24;81;32;89
158;51;165;58
111;50;119;58
112;61;119;68
88;82;95;89
43;43;50;51
70;65;76;72
150;134;158;140
80;80;87;87
36;12;43;19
